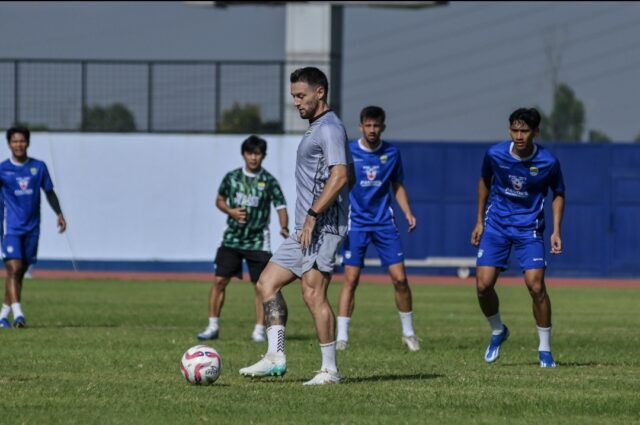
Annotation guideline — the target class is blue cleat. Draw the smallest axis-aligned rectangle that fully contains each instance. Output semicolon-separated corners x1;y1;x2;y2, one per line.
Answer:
0;318;11;329
539;351;557;368
484;325;510;363
13;316;26;328
197;327;219;341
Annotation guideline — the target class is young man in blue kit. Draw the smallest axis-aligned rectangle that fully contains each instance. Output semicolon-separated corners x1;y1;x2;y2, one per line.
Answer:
471;108;565;368
336;106;420;352
0;126;67;329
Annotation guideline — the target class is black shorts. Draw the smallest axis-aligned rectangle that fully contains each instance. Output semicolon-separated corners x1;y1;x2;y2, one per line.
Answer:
214;246;271;283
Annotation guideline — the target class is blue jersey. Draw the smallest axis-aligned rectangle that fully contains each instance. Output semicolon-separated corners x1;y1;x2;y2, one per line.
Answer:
348;139;404;230
481;141;565;231
0;158;54;235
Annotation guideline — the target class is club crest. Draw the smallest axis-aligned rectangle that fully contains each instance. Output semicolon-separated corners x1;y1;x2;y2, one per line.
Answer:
509;175;526;191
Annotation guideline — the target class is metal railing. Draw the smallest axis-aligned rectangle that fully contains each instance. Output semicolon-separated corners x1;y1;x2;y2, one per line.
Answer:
0;59;329;134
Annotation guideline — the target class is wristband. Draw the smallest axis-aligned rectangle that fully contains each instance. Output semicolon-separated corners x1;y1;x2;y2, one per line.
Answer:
307;208;318;218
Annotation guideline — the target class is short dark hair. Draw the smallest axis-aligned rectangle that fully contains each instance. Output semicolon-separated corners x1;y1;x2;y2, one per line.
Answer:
509;108;541;130
241;135;267;156
290;67;329;97
6;125;30;143
360;106;386;124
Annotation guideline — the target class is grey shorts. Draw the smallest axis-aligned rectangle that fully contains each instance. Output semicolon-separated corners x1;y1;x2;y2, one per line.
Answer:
270;232;345;278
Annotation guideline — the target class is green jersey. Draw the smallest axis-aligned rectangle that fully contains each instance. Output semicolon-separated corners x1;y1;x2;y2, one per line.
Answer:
218;167;287;252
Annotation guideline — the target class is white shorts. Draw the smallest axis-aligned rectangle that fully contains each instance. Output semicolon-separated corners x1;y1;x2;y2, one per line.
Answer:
270;232;344;278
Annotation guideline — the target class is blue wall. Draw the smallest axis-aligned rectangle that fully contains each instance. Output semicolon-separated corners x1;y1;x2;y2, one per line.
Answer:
381;142;640;278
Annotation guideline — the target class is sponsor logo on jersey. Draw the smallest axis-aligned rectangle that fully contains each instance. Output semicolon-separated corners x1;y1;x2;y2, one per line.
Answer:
15;177;34;196
360;165;382;187
505;175;528;198
233;192;260;208
529;166;539;176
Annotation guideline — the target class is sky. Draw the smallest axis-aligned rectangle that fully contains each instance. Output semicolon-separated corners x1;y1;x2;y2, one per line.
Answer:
1;1;638;142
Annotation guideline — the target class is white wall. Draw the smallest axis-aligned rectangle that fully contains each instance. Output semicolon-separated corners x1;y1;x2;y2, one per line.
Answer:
25;133;300;262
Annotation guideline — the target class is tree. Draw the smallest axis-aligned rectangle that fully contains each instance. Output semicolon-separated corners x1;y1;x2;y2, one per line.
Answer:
588;129;611;143
81;103;136;132
217;102;282;134
539;83;585;142
634;132;640;143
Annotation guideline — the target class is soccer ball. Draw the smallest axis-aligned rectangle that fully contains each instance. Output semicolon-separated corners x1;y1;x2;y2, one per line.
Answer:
180;345;222;385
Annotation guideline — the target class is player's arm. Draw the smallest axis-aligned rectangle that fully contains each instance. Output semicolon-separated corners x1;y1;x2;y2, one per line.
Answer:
300;164;348;249
216;194;246;224
392;181;416;232
471;177;491;246
45;190;66;233
550;193;565;254
276;207;289;239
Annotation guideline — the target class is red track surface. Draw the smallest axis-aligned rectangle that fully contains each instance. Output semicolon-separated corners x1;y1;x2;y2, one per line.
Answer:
15;270;640;289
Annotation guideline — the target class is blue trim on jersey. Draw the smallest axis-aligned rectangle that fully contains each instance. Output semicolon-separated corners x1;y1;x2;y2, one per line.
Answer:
348;139;404;230
481;141;565;231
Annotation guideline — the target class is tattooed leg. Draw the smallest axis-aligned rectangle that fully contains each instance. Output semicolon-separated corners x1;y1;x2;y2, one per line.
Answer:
263;291;288;327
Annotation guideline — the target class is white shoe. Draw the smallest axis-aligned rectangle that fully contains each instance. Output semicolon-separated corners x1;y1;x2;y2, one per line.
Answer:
239;353;287;377
251;329;266;342
197;327;219;341
336;340;348;351
402;335;421;352
303;369;340;385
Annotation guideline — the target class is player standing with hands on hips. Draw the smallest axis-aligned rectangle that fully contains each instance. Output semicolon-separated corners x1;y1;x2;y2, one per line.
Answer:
0;126;67;329
471;108;565;368
240;67;353;385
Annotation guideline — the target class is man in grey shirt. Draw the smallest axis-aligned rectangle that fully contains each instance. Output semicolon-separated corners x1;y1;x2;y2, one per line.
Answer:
240;67;352;385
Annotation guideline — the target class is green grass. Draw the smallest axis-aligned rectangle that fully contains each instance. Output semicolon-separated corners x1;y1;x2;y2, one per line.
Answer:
1;278;639;425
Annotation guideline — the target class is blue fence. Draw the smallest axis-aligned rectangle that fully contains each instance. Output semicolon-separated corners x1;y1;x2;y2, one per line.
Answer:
375;142;640;278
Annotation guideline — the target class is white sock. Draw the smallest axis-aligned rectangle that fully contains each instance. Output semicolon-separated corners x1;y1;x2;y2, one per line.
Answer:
399;311;415;337
208;317;219;330
537;326;552;352
11;303;24;319
320;341;337;372
267;325;286;355
337;316;350;341
0;304;10;319
253;324;265;334
487;313;504;335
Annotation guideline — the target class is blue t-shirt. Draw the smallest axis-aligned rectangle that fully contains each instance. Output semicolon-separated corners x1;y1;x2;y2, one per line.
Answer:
481;141;565;231
348;139;404;230
0;158;54;235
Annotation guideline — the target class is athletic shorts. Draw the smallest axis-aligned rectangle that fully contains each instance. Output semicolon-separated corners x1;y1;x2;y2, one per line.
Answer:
214;246;271;283
2;232;40;265
270;231;344;278
342;227;404;268
476;221;546;271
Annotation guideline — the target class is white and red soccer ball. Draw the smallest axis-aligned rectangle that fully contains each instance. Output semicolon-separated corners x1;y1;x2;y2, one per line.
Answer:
180;345;222;385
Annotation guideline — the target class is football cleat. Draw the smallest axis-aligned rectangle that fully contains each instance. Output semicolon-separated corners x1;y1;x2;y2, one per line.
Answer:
0;318;11;329
13;316;26;328
196;327;219;341
251;329;266;342
539;351;557;368
484;325;509;363
335;340;348;351
239;353;287;377
402;335;421;352
303;369;340;385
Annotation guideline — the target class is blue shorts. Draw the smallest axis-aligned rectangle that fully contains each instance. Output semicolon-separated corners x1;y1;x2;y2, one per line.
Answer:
476;221;546;271
342;227;404;268
2;232;40;265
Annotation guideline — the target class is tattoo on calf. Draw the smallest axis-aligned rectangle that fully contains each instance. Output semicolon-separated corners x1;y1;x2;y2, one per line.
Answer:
264;291;288;327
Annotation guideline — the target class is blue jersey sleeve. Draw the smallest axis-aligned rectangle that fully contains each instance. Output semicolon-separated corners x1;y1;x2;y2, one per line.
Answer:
481;152;493;179
41;163;54;192
548;160;565;195
392;149;404;184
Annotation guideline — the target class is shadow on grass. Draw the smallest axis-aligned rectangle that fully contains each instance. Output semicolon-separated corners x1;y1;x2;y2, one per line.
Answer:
271;373;444;384
500;361;615;367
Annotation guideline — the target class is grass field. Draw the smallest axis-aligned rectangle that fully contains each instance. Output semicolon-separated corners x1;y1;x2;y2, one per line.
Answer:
1;278;639;425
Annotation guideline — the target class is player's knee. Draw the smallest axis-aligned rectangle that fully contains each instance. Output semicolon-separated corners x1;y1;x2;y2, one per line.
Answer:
476;280;495;296
527;282;546;301
301;286;323;308
391;275;408;291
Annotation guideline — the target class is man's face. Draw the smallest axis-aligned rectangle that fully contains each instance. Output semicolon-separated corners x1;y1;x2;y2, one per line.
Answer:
242;148;264;172
9;132;29;160
290;81;323;120
359;118;385;145
509;120;537;151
